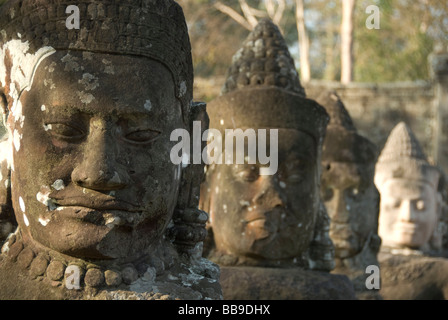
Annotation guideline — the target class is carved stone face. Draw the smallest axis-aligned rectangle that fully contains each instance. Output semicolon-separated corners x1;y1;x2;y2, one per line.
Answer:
321;162;379;258
9;51;184;260
207;129;319;260
378;178;438;248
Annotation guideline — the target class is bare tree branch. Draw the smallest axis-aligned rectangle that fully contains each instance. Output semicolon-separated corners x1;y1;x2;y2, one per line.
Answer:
265;0;276;18
273;0;286;25
239;0;259;29
214;2;254;31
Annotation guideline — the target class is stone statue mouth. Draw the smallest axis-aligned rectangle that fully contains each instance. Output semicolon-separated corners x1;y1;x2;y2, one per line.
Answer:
50;195;142;213
394;222;419;233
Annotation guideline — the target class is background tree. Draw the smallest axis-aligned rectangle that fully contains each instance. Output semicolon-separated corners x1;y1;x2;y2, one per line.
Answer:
340;0;356;84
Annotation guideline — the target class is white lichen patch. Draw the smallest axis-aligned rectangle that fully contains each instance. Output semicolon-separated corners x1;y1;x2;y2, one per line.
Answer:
179;80;187;97
78;73;99;91
61;53;80;72
36;187;58;211
23;213;29;227
19;196;25;212
13;129;22;152
43;78;56;89
0;39;55;100
51;179;65;190
102;59;115;74
38;216;50;226
144;99;152;111
77;91;95;104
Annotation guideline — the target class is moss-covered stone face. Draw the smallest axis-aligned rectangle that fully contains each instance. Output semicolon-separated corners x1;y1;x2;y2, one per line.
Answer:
10;51;184;260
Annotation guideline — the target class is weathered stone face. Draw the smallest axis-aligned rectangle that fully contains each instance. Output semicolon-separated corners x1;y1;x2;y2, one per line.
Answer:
321;161;379;259
316;91;380;262
206;129;318;261
378;178;438;248
9;51;184;260
375;122;441;251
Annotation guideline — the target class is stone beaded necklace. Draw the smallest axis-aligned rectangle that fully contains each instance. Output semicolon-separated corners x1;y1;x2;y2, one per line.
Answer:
0;229;167;291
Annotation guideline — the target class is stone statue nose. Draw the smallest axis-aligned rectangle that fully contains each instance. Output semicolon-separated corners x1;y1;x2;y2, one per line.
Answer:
253;176;285;208
331;189;350;223
71;128;129;191
399;200;417;222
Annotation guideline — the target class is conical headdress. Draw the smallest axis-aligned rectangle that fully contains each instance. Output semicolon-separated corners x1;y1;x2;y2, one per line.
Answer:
222;18;305;97
207;19;328;145
375;122;439;188
316;90;377;164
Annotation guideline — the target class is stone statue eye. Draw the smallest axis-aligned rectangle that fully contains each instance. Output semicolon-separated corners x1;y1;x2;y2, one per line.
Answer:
124;129;160;144
236;166;259;182
415;200;425;211
286;173;302;184
46;123;85;140
385;199;401;210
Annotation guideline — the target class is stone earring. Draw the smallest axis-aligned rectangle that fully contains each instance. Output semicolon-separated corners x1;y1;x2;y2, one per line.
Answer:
166;102;210;258
308;202;335;271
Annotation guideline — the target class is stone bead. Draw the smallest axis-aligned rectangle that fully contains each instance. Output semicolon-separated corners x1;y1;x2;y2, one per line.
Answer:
84;268;105;287
47;260;65;281
8;241;23;261
105;270;122;287
121;265;138;284
17;247;35;269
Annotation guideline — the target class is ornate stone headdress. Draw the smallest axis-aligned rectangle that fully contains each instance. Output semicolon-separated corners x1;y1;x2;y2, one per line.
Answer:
203;19;334;272
316;90;377;166
375;122;439;188
0;0;193;123
207;18;328;146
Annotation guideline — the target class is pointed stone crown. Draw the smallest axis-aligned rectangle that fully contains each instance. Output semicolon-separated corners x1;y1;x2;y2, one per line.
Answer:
375;122;439;188
315;90;356;131
221;18;305;97
316;90;377;165
378;122;428;164
207;19;328;145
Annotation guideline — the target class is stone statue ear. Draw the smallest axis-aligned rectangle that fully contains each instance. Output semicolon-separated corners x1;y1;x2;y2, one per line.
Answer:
167;101;210;257
308;201;335;271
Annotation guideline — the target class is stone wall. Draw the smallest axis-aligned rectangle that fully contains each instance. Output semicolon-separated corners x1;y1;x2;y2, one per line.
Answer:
304;80;437;165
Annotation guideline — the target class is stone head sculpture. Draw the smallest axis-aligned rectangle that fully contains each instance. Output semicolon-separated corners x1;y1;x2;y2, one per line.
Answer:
0;0;220;299
316;91;380;269
375;122;441;253
200;19;333;271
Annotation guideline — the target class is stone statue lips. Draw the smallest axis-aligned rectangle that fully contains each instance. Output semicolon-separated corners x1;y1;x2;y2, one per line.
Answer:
48;190;145;227
244;207;287;240
394;222;419;234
